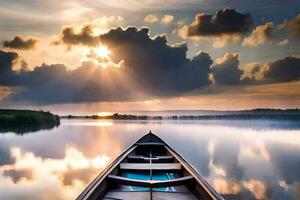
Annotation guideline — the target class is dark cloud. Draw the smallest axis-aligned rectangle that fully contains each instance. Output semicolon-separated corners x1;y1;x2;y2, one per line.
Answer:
284;14;300;37
263;56;300;82
176;52;212;91
182;8;252;37
211;53;244;85
212;140;244;181
1;27;213;104
99;27;212;94
2;36;37;50
288;14;300;37
3;169;33;183
0;50;18;84
167;134;210;177
250;65;261;75
0;50;18;74
268;143;300;185
54;25;99;48
0;145;15;166
5;62;132;104
3;25;298;105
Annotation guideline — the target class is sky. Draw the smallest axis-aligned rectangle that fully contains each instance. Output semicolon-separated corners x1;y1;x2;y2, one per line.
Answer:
0;0;300;114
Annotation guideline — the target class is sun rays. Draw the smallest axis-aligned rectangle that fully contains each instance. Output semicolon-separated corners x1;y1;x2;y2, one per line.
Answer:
81;45;122;69
95;45;110;58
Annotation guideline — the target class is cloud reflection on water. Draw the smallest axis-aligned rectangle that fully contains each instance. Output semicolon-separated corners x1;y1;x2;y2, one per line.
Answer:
0;119;299;199
0;146;111;200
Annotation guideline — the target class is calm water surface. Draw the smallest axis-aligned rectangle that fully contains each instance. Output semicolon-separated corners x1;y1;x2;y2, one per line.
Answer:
0;119;300;200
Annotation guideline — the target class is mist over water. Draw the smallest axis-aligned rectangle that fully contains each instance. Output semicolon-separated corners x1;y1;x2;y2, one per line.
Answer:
0;119;300;200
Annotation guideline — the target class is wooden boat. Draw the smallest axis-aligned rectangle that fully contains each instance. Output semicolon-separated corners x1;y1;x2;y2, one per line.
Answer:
77;131;224;200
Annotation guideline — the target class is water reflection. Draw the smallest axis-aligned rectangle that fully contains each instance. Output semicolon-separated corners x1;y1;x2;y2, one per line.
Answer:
0;119;299;199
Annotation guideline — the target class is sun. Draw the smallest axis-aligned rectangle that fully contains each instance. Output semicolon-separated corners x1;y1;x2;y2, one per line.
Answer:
95;45;110;58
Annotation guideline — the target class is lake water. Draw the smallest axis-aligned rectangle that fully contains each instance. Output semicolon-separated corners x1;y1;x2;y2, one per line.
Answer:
0;119;300;200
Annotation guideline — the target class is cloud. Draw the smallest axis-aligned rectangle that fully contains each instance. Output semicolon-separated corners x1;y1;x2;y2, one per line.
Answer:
212;139;244;181
211;34;240;48
276;39;289;46
211;53;244;85
243;63;264;80
212;178;241;195
243;179;268;200
288;14;300;37
0;50;18;82
173;8;252;48
98;27;212;93
263;56;300;82
0;145;15;166
144;14;175;25
173;28;241;48
0;86;12;101
283;14;300;37
53;16;125;48
176;8;252;38
58;168;98;186
90;16;125;34
3;168;33;183
2;36;37;50
268;143;300;185
3;62;133;104
242;22;274;47
161;14;174;25
144;14;158;23
54;24;99;48
1;27;213;104
250;65;261;75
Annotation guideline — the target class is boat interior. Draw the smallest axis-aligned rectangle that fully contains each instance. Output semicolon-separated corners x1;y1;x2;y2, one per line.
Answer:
104;143;198;200
77;133;222;200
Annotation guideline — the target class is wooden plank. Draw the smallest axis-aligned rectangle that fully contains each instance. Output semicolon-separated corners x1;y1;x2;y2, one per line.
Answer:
153;192;199;200
108;175;194;187
136;142;165;146
104;191;150;200
128;155;173;161
104;191;199;200
120;163;181;170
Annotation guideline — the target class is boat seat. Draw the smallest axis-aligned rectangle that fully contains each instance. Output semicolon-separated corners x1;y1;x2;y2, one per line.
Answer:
136;142;165;146
128;155;174;161
108;175;194;187
119;163;181;170
104;191;198;200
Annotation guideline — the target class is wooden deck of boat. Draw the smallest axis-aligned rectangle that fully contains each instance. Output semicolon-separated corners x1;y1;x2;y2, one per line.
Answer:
103;191;199;200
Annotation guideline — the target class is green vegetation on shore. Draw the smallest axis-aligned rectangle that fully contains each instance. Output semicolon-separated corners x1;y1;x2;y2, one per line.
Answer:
0;109;60;134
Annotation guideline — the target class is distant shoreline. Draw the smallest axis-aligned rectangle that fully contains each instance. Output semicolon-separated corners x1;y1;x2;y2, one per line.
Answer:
61;109;300;121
